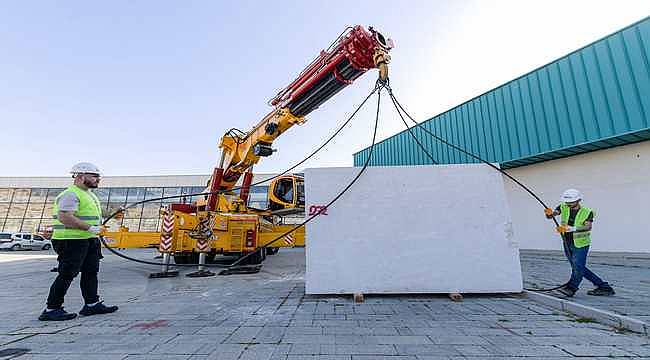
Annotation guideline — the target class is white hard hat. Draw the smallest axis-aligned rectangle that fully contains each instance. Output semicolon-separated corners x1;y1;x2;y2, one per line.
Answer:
560;188;582;203
70;162;102;176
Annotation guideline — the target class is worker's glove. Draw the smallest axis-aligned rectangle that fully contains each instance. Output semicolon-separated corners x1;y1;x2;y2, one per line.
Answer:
544;208;554;216
88;225;105;235
555;225;576;233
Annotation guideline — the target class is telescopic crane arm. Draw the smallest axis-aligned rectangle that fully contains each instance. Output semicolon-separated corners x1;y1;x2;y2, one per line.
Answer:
206;25;393;211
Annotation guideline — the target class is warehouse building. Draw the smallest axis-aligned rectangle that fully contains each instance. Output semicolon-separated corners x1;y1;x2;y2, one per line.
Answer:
0;175;274;233
354;17;649;253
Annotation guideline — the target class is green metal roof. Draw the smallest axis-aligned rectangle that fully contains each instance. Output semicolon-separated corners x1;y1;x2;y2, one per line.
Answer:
354;17;650;169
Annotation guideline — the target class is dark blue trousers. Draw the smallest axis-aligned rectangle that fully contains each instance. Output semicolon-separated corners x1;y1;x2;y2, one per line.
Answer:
562;240;608;291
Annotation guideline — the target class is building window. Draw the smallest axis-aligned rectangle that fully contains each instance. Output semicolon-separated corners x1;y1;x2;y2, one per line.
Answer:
108;188;128;204
46;189;65;203
162;187;182;203
142;203;161;218
145;187;163;200
94;188;110;202
3;219;22;232
182;187;205;203
26;202;45;218
122;219;140;232
43;203;54;218
21;219;40;233
127;188;146;203
124;204;143;218
29;189;47;203
12;189;31;203
0;183;274;233
0;203;9;218
140;218;159;232
8;203;27;218
0;189;13;202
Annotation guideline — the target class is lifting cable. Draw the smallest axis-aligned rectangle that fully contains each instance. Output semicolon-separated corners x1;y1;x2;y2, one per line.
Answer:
98;80;386;269
98;78;566;292
385;83;567;292
231;80;385;267
103;84;380;220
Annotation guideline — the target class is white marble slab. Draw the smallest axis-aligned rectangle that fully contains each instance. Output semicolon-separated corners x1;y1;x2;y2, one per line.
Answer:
305;164;523;295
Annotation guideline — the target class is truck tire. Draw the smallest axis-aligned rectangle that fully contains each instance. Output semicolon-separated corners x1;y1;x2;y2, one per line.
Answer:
241;248;266;265
173;254;190;264
174;253;200;265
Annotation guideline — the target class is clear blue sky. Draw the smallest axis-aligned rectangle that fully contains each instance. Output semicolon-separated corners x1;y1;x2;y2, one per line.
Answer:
2;1;648;176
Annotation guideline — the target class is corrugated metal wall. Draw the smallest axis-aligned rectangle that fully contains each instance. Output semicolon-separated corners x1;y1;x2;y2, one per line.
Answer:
354;17;650;168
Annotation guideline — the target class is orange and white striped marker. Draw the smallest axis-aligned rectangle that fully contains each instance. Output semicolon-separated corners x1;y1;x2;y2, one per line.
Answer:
159;215;174;253
196;239;209;252
283;234;294;246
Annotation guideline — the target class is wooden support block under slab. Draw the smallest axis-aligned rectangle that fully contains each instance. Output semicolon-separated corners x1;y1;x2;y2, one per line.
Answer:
448;292;463;302
353;293;364;303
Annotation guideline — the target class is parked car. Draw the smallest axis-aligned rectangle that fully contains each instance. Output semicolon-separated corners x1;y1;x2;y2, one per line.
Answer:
0;232;52;251
0;232;14;249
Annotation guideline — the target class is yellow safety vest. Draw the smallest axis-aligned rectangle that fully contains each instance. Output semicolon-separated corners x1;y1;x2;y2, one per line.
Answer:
52;185;102;239
560;203;594;248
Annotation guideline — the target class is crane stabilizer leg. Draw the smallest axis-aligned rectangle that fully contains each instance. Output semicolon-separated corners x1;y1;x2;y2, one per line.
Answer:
186;252;216;277
149;212;180;278
218;264;262;276
149;253;179;278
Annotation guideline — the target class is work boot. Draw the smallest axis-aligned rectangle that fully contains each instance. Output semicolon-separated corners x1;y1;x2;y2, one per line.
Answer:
587;286;615;296
38;308;77;321
79;301;118;316
557;285;576;297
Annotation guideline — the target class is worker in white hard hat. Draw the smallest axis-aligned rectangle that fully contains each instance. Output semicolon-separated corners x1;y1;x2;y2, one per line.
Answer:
544;189;614;297
39;162;119;321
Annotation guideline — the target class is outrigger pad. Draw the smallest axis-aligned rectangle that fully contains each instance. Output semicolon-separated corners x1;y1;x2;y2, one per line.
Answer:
186;270;216;278
218;265;262;276
149;270;180;278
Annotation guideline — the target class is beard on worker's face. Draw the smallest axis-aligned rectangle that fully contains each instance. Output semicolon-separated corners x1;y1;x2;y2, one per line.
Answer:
84;178;99;188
